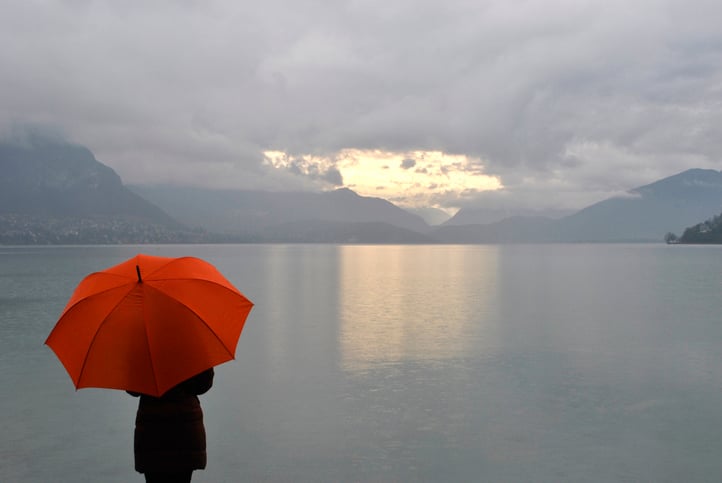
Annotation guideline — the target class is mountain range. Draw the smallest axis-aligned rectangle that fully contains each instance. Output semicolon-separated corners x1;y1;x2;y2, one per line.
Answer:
134;168;722;243
433;168;722;243
2;136;722;244
128;184;433;242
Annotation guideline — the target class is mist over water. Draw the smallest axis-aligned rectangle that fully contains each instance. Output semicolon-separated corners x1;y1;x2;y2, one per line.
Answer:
2;244;722;482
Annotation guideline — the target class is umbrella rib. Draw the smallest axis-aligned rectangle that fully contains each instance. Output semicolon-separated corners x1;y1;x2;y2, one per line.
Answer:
145;283;238;359
57;273;133;318
140;294;161;397
150;277;243;298
139;256;218;282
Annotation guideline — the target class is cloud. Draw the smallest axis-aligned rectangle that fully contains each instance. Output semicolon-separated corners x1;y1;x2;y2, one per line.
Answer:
2;0;722;210
400;158;416;170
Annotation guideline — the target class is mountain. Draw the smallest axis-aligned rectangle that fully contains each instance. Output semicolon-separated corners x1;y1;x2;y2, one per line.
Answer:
406;206;452;225
433;169;722;243
444;206;572;226
0;137;178;225
432;215;556;243
554;169;722;242
129;185;431;238
255;220;433;243
0;136;214;244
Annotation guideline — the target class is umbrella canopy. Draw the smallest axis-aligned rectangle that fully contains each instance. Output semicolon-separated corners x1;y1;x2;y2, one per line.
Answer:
46;254;253;397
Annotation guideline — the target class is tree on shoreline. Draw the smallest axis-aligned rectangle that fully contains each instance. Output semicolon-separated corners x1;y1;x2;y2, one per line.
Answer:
669;211;722;244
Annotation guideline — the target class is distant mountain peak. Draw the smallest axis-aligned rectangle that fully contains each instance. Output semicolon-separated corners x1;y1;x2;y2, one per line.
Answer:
632;168;722;198
329;187;360;198
0;138;179;226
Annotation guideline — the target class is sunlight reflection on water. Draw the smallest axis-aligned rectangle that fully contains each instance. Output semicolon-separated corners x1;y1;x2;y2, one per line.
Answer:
339;245;501;371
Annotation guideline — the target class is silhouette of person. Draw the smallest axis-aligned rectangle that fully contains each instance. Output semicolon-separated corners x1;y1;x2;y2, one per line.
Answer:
128;368;214;483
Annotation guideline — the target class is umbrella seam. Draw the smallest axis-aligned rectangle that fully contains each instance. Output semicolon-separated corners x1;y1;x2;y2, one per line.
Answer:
136;254;173;281
141;255;241;295
140;256;222;283
55;273;134;319
140;285;161;396
146;277;242;297
75;283;140;390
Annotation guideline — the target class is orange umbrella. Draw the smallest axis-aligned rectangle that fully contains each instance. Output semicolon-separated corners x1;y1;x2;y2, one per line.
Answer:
46;254;253;397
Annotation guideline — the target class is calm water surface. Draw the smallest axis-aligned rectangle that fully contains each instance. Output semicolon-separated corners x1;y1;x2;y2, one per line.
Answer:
2;244;722;482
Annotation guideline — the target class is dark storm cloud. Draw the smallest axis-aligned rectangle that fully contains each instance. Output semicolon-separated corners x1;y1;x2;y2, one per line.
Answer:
2;0;722;211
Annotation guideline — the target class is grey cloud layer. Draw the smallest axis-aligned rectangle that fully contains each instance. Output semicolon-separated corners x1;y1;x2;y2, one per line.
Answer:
2;0;722;211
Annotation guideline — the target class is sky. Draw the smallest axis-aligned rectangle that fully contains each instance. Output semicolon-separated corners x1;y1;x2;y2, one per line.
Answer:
2;0;722;219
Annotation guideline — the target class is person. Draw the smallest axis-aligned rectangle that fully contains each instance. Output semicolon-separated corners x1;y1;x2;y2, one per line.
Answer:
128;368;214;483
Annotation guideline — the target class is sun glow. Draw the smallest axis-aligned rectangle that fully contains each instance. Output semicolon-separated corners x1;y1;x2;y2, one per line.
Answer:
263;149;502;210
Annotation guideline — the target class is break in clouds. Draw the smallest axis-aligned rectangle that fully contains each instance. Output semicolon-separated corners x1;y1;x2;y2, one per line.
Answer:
2;0;722;214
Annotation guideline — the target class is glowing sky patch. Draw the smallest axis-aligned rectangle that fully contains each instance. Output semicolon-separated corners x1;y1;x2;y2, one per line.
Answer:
263;149;502;210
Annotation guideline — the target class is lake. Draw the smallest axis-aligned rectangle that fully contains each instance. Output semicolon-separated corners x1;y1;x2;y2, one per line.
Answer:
2;244;722;482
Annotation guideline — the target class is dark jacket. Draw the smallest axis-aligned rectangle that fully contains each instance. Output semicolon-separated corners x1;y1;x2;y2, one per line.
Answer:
129;369;214;473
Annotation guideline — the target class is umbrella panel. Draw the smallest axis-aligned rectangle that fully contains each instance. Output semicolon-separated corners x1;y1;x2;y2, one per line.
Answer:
149;278;252;350
46;283;137;387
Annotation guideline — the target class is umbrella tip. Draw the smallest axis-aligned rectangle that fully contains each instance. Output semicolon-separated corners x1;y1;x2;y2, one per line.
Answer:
136;265;142;283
